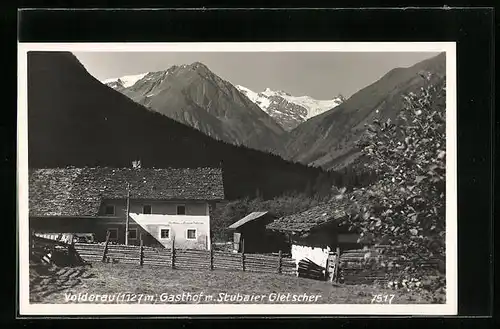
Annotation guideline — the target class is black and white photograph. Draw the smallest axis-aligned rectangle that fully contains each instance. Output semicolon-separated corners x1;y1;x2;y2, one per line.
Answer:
17;42;457;315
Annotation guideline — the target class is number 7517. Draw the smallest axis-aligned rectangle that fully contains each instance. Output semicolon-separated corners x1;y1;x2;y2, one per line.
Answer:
371;294;395;304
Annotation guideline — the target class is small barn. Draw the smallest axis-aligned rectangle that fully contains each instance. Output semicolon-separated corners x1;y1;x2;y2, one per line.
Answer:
228;211;289;254
266;202;371;268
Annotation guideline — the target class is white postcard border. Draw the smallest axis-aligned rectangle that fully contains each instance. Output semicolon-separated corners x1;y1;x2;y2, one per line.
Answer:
17;42;457;316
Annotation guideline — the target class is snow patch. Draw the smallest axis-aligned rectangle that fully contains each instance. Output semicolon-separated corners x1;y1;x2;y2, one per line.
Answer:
102;72;149;88
281;95;343;119
263;87;274;95
236;85;271;110
236;85;343;119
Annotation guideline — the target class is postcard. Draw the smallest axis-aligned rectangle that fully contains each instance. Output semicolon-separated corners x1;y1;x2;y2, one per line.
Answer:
18;42;457;316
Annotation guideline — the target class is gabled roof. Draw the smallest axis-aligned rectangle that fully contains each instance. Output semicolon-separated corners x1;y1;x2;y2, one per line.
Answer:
228;211;271;229
266;202;347;233
29;167;225;217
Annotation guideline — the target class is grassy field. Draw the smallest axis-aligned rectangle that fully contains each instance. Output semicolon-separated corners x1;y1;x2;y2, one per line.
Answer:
30;262;430;304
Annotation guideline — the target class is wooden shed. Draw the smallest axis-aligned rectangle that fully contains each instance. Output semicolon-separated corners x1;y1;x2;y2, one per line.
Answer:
228;211;289;254
266;202;371;269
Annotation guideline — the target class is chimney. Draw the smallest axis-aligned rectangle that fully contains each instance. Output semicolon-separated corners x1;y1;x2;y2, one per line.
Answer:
132;160;142;169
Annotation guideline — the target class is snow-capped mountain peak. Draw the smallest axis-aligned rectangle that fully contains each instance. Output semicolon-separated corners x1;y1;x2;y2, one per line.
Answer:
236;85;344;130
101;70;343;132
236;85;272;110
99;64;286;154
103;72;149;88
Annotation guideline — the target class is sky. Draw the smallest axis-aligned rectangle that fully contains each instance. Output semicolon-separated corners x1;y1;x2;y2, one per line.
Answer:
74;51;440;99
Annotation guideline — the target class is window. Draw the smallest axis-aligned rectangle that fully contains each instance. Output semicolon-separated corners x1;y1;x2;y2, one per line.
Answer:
159;228;170;239
176;205;186;215
186;229;197;240
128;228;138;240
104;205;115;216
143;205;152;214
106;228;118;240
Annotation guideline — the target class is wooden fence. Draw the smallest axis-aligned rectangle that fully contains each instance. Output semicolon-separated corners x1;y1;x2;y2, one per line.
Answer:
338;247;442;285
73;243;442;284
73;242;297;276
39;231;442;284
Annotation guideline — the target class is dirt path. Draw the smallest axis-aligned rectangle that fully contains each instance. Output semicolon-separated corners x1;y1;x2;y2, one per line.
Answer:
29;263;96;303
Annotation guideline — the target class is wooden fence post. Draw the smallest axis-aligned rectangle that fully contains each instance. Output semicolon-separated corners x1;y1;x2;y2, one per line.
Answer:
241;240;245;272
334;247;341;283
241;252;246;272
102;231;110;263
209;247;214;271
139;235;144;266
31;230;35;250
241;238;245;271
171;237;175;269
277;250;282;274
325;254;330;281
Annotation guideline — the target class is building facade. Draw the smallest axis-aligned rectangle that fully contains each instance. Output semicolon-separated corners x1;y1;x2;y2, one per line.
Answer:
29;167;225;250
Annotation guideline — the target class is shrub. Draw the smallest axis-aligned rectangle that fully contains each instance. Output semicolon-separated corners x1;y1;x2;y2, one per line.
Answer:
339;76;446;279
